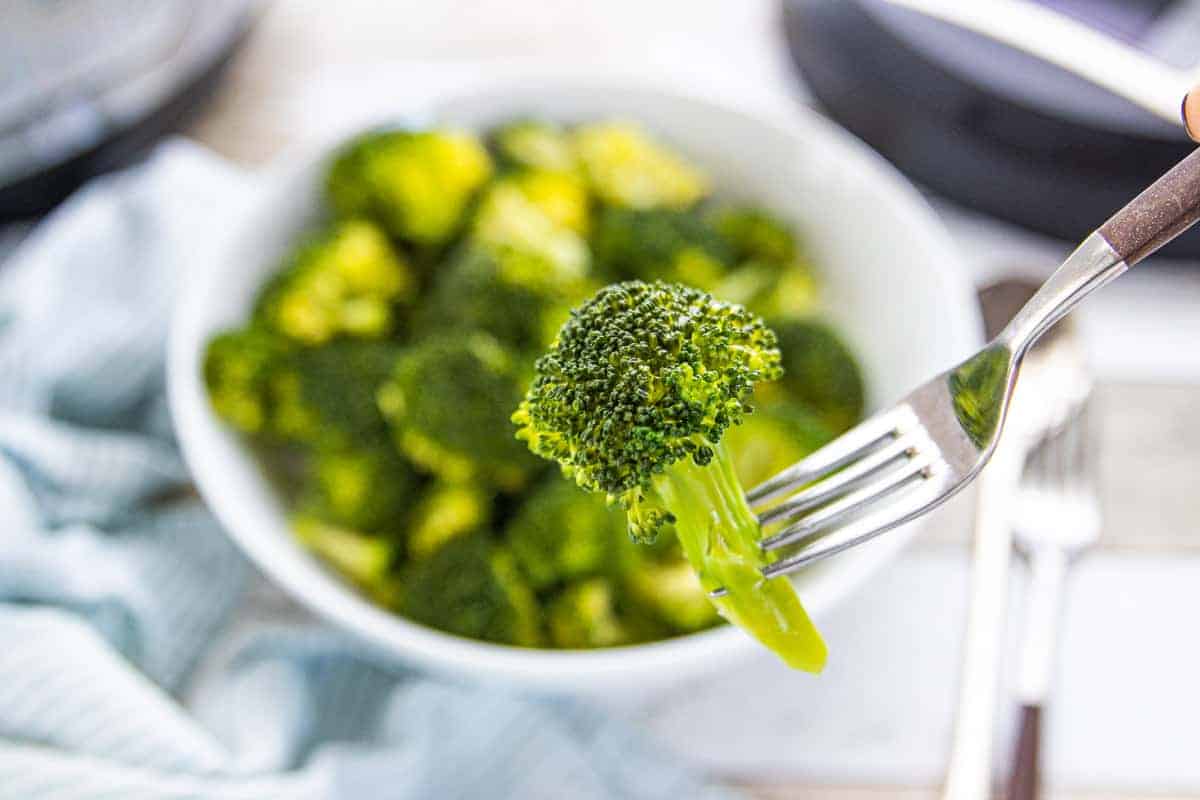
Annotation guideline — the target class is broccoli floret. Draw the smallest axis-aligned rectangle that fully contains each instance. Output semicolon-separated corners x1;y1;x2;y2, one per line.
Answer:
492;119;579;173
254;220;414;345
378;333;537;488
299;444;419;533
513;280;826;671
505;476;623;590
625;559;721;633
271;340;400;446
705;206;820;319
546;579;631;648
406;481;491;560
472;178;590;284
417;245;576;354
326;129;493;246
293;514;399;603
401;533;542;646
591;207;730;286
723;399;836;490
772;318;866;434
203;326;290;435
573;122;709;210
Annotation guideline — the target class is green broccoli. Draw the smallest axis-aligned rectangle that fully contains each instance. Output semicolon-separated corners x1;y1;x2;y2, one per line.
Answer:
203;326;290;436
401;533;542;646
492;119;579;173
572;122;709;210
505;476;624;590
591;207;730;286
513;280;826;671
416;245;576;354
546;578;632;648
710;206;798;265
406;481;491;560
326;129;493;246
254;219;414;345
772;318;866;434
508;168;590;235
472;178;590;284
299;443;419;533
293;514;399;604
723;399;836;489
707;206;820;319
271;340;400;447
378;333;537;489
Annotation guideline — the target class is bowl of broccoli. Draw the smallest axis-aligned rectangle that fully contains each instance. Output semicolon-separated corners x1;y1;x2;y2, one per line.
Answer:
169;82;982;693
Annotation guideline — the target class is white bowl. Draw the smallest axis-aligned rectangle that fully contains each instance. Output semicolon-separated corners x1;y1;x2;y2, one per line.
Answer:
169;82;982;695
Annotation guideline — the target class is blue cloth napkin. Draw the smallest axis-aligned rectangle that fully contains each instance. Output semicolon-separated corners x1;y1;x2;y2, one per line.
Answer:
0;141;740;800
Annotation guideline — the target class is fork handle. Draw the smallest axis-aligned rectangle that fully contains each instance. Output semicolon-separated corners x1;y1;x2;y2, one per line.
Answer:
1006;704;1041;800
1098;146;1200;266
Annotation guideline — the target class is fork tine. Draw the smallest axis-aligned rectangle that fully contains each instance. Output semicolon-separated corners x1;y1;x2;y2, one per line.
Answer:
761;452;935;552
746;411;911;506
759;472;947;580
758;434;924;527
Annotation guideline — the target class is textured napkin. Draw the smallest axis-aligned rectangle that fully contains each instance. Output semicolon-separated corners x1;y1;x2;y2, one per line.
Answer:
0;141;739;800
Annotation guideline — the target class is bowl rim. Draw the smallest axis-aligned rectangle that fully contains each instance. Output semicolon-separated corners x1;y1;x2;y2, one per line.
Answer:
168;77;983;690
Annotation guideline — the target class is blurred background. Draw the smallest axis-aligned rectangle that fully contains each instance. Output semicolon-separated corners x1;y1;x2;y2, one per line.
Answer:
4;2;1200;799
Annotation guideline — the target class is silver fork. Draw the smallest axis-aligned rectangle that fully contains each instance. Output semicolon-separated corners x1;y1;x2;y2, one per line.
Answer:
1004;404;1101;800
713;104;1200;596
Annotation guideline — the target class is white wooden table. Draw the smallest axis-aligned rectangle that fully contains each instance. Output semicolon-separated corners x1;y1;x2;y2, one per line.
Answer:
186;3;1200;797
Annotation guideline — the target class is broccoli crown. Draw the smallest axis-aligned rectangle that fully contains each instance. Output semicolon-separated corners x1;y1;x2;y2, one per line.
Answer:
379;333;536;488
592;208;731;286
509;169;590;235
472;178;590;285
625;559;720;633
491;119;578;173
401;533;542;646
513;281;782;518
326;129;493;245
203;327;291;435
546;578;630;648
771;318;865;434
572;122;709;210
416;245;575;354
505;476;623;590
300;443;419;533
254;220;413;345
270;340;400;446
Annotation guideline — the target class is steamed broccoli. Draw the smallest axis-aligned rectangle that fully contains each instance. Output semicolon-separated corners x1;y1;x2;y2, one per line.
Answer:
326;129;493;246
401;533;542;646
591;207;730;286
472;178;590;283
203;326;290;436
505;476;623;590
513;280;826;671
772;318;866;434
706;206;820;319
271;340;400;446
416;245;576;354
546;578;631;648
711;207;798;266
508;169;590;235
492;119;578;173
294;514;399;603
406;481;491;560
299;444;419;533
254;220;414;345
378;333;537;488
573;122;709;210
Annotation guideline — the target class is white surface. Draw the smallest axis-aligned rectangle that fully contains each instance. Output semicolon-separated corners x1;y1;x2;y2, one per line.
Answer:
168;81;982;695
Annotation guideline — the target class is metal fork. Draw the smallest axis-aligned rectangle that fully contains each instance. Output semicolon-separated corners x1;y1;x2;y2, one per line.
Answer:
712;104;1200;596
1004;404;1101;800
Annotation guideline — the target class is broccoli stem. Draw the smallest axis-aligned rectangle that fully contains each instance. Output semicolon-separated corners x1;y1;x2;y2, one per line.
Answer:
650;438;827;672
